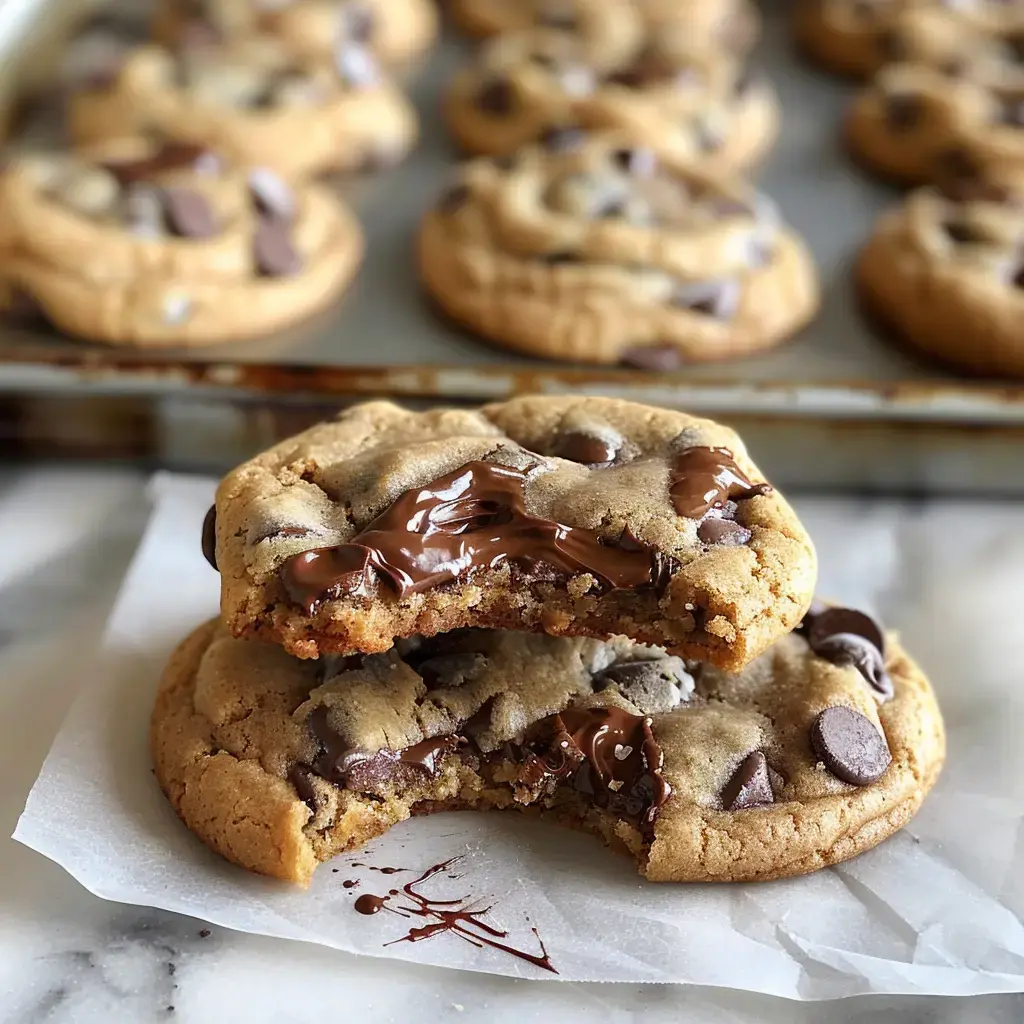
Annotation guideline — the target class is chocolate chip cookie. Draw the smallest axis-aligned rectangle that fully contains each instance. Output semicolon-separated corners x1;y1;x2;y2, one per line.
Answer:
418;134;818;366
857;175;1024;376
151;606;944;885
444;32;780;170
153;0;439;69
210;396;817;669
68;38;417;180
451;0;760;60
845;63;1024;185
794;0;908;79
0;139;362;346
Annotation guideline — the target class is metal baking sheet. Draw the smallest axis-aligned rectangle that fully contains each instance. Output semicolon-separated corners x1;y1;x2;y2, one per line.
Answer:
2;1;1024;490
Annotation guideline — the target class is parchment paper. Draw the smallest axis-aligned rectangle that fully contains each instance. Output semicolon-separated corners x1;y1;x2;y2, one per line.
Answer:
13;474;1024;995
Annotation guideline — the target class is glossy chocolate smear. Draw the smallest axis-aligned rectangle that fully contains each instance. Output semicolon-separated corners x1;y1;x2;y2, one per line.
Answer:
516;705;671;838
670;446;772;518
280;460;672;614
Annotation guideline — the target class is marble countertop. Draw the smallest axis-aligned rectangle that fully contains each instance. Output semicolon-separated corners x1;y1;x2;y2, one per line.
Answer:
1;466;1022;1024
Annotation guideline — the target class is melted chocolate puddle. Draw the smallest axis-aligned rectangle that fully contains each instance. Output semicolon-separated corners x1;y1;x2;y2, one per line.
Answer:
350;857;557;974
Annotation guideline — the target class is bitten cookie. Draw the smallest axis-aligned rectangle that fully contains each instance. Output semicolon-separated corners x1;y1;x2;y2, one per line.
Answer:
418;134;818;366
451;0;760;59
210;396;817;669
845;63;1024;185
0;139;362;347
68;38;417;179
153;0;439;68
858;175;1024;377
444;31;780;170
151;606;944;885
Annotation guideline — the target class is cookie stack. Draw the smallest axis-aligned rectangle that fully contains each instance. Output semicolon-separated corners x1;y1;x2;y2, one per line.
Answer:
797;0;1024;378
0;0;435;347
152;395;945;885
420;0;820;368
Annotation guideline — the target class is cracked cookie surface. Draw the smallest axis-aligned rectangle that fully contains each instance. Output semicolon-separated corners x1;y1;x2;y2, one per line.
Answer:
418;133;817;366
151;610;944;885
0;138;362;346
858;174;1024;376
212;396;817;669
67;38;417;179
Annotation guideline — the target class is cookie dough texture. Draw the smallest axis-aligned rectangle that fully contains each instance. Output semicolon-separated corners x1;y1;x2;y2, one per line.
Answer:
151;620;944;885
68;40;417;180
0;140;362;347
858;179;1024;377
451;0;760;58
845;63;1024;186
445;31;779;169
154;0;438;68
214;396;817;669
418;134;818;365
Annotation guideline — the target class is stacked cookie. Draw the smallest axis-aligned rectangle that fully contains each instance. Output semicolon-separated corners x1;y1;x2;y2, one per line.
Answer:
152;395;945;885
797;0;1024;377
0;0;434;347
420;0;820;368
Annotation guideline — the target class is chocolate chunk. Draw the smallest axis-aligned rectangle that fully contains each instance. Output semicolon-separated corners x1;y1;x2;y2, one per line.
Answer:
611;146;656;177
438;183;471;213
698;518;751;546
814;634;894;700
594;657;693;714
942;218;988;243
721;751;774;810
253;217;302;276
807;607;885;655
202;505;218;570
476;77;516;116
340;4;374;42
541;125;586;151
335;44;379;89
619;344;685;370
415;652;486;688
885;92;923;130
248;167;294;221
810;706;891;786
289;764;319;812
672;279;740;319
543;250;580;264
554;430;618;466
163;187;218;238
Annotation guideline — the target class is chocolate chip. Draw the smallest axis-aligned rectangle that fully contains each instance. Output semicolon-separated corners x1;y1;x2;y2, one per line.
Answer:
289;764;319;812
815;634;894;700
543;250;580;264
942;218;987;243
611;146;656;177
810;706;892;786
438;183;471;213
253;217;302;276
722;751;774;810
554;430;618;466
201;505;218;570
415;652;487;688
619;344;685;370
335;45;379;89
476;77;516;116
672;279;739;319
807;607;885;655
248;168;294;221
163;187;218;238
935;146;978;181
541;125;586;151
885;92;925;131
595;657;694;714
340;4;374;42
698;518;751;546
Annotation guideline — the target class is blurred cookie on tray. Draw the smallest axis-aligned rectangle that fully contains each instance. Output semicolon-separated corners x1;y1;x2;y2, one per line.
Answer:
0;138;363;347
67;36;418;179
444;31;779;171
417;132;818;367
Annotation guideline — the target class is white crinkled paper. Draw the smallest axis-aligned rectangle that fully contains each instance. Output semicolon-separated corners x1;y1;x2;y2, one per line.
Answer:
13;474;1024;995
